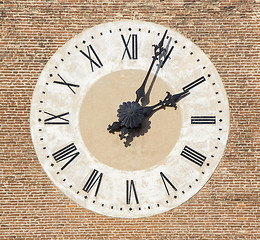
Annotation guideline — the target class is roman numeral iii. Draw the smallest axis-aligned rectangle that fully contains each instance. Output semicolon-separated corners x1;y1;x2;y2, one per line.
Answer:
121;34;138;60
181;146;206;167
126;180;139;204
80;45;103;72
191;116;216;124
83;169;103;197
52;143;80;170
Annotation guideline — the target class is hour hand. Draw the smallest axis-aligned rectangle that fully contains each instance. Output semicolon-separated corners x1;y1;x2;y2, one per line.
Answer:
143;90;190;116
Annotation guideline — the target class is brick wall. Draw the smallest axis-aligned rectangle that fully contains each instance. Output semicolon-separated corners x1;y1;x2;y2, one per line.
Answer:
0;0;259;239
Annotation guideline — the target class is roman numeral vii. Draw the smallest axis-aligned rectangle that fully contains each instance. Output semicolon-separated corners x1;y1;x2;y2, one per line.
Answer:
83;169;103;197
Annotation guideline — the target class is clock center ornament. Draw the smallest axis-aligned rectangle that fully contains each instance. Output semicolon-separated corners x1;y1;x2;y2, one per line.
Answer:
30;21;229;218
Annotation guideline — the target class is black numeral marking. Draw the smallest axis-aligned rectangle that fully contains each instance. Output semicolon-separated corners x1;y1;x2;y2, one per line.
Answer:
121;34;138;60
52;143;80;170
80;45;103;72
53;74;80;94
182;76;206;91
82;169;103;197
126;180;139;204
181;146;206;167
191;116;216;124
160;172;177;195
44;111;69;125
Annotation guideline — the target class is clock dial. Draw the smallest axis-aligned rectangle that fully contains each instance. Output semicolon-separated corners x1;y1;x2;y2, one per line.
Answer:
30;21;229;218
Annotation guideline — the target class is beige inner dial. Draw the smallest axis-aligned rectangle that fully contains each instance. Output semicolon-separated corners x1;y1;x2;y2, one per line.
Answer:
79;69;182;171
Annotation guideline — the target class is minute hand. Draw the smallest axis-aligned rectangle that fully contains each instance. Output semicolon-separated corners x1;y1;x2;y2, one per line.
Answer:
135;30;168;103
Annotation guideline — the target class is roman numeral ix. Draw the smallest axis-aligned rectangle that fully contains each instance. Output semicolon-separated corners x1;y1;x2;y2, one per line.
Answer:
44;111;69;125
52;143;80;170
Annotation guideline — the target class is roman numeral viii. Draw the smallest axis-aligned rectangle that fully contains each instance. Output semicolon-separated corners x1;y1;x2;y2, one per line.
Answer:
126;180;139;204
83;169;103;197
44;111;69;125
80;45;103;72
181;146;206;167
52;143;80;170
121;34;138;60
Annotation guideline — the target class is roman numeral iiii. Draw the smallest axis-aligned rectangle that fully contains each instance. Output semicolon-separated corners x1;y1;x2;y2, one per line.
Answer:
181;146;206;167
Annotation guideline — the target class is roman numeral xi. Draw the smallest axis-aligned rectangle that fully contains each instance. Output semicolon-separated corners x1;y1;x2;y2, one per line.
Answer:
80;44;103;72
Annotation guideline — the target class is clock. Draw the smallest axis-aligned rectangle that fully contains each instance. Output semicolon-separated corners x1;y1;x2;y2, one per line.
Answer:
30;20;229;218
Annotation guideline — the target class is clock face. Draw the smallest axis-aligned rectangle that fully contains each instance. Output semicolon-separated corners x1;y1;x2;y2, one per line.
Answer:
30;20;229;218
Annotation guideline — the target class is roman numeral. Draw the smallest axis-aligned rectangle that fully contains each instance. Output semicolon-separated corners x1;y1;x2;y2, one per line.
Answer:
44;111;69;125
181;146;206;167
191;116;216;124
121;34;138;60
80;45;103;72
52;143;80;170
160;172;177;195
53;74;80;94
126;180;139;204
82;169;103;197
182;76;206;92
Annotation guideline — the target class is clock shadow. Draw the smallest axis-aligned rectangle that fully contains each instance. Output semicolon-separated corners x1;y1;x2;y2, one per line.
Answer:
123;106;170;147
141;37;173;107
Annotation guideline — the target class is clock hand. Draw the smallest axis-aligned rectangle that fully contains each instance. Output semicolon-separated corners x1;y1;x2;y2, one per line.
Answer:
135;30;168;103
143;90;190;116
